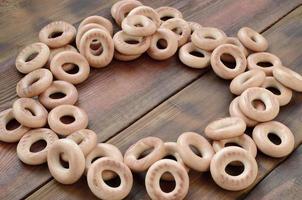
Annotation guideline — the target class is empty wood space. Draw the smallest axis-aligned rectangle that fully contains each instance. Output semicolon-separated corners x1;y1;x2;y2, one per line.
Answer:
0;0;302;199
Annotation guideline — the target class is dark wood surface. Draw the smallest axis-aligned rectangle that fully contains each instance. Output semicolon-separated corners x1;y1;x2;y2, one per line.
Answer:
246;145;302;200
0;0;301;199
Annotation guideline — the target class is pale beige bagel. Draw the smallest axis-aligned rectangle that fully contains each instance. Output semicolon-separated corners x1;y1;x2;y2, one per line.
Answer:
128;6;161;28
212;134;257;158
50;51;90;84
145;159;189;200
76;23;109;49
188;21;202;35
13;98;48;128
16;68;53;98
273;66;302;92
179;42;211;69
39;21;76;48
0;108;30;143
63;129;97;160
15;42;50;74
211;44;247;79
210;146;258;191
48;105;88;136
238;27;268;52
222;37;249;62
87;158;133;200
230;69;266;95
252;121;295;157
85;143;124;179
111;0;143;26
78;15;113;36
114;50;141;61
122;15;157;37
113;30;151;55
205;117;246;140
124;136;166;172
79;28;114;68
47;139;85;184
229;97;259;127
47;45;77;71
160;18;190;47
147;28;178;60
38;80;78;109
247;52;282;75
17;128;58;165
239;87;280;122
177;132;214;172
160;142;190;181
261;76;292;106
191;27;226;51
155;6;183;21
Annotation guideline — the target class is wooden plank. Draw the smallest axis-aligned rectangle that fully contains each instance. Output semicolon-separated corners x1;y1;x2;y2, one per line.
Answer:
245;145;302;200
0;0;119;63
27;5;302;200
1;1;301;199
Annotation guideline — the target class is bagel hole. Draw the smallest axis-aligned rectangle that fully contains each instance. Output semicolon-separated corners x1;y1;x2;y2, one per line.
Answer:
28;77;40;86
49;92;66;99
49;31;63;38
25;52;39;62
157;39;168;49
189;145;202;157
189;51;204;57
257;62;273;68
220;54;236;69
172;27;182;35
30;139;47;152
64;64;79;74
137;147;154;159
163;155;177;161
125;39;140;45
160;175;176;193
161;16;174;21
252;99;266;111
60;115;75;124
251;36;257;42
134;23;143;27
268;133;282;145
90;45;104;56
204;35;215;40
225;162;245;176
266;87;281;95
24;108;36;116
59;153;69;168
225;142;242;148
6;118;21;130
103;171;121;188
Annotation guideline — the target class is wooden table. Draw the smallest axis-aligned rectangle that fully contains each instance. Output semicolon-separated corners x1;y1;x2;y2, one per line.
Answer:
1;0;302;199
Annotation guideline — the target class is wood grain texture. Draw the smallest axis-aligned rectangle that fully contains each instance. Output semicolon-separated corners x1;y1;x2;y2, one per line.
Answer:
246;146;302;200
3;1;299;199
27;4;302;200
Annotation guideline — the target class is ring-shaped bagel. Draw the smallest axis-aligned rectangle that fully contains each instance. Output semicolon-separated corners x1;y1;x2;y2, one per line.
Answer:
16;68;53;98
211;44;247;79
210;146;258;191
252;121;295;157
48;105;88;136
17;128;58;165
39;21;76;48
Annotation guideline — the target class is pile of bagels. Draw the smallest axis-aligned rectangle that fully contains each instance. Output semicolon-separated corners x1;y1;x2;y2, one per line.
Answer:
0;0;301;199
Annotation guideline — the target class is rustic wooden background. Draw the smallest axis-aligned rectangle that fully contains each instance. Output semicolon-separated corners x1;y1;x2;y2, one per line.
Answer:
0;0;302;199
